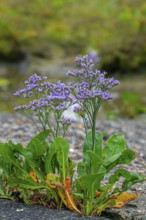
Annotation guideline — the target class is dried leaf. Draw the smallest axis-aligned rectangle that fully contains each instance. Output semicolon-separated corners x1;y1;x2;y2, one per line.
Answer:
112;191;138;208
29;170;38;182
63;177;80;213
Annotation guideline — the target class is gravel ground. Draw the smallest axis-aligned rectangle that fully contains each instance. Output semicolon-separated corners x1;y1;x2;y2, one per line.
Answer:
0;112;146;220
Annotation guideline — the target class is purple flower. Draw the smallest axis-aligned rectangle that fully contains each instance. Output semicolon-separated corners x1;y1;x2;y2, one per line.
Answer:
24;73;47;85
14;73;48;99
61;117;72;125
73;105;85;116
14;104;30;111
66;55;120;102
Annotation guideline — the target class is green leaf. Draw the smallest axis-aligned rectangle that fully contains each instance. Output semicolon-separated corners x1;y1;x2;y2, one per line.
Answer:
83;131;93;157
83;131;103;156
0;160;9;175
44;141;56;174
0;142;14;163
103;133;126;158
86;150;103;173
0;142;28;175
118;149;136;164
122;172;146;191
27;130;50;157
94;184;114;208
55;137;69;182
7;177;57;203
83;131;104;173
7;177;38;188
94;132;103;157
77;172;105;199
103;133;126;167
77;161;87;177
68;157;76;177
103;152;122;167
7;140;23;152
4;139;46;181
104;148;136;173
23;152;45;181
109;168;132;184
28;130;50;145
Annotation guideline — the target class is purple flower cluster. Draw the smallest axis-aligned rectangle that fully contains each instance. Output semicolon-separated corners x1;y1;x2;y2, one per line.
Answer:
66;55;120;133
25;73;47;84
60;117;72;126
14;55;120;137
14;75;71;113
14;73;73;135
14;73;47;98
66;55;120;103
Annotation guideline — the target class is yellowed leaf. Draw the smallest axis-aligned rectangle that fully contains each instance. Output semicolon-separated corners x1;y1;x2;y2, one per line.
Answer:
113;191;138;208
29;170;38;182
97;191;138;214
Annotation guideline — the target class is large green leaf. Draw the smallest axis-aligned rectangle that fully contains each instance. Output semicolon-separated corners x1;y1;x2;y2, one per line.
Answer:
55;137;69;182
0;160;10;176
0;142;14;163
1;143;27;175
94;132;103;157
83;131;104;173
86;150;103;174
103;152;122;167
0;142;15;176
83;131;92;150
27;130;50;157
1;140;45;181
44;142;56;174
104;148;136;173
103;133;126;167
22;151;45;181
103;133;126;158
77;172;105;199
67;157;76;177
7;140;23;152
83;131;103;156
0;142;27;175
118;148;136;164
28;130;50;145
77;161;88;177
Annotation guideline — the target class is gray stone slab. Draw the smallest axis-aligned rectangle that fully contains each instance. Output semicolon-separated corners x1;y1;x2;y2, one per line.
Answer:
0;199;111;220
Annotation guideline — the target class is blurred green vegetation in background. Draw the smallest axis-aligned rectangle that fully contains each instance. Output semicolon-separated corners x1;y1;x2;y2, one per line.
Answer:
0;0;146;72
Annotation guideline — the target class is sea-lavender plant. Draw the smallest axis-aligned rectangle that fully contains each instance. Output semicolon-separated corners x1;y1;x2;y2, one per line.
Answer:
0;55;145;217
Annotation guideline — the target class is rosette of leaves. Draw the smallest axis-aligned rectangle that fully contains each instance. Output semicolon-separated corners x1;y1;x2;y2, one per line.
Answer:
0;130;145;215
